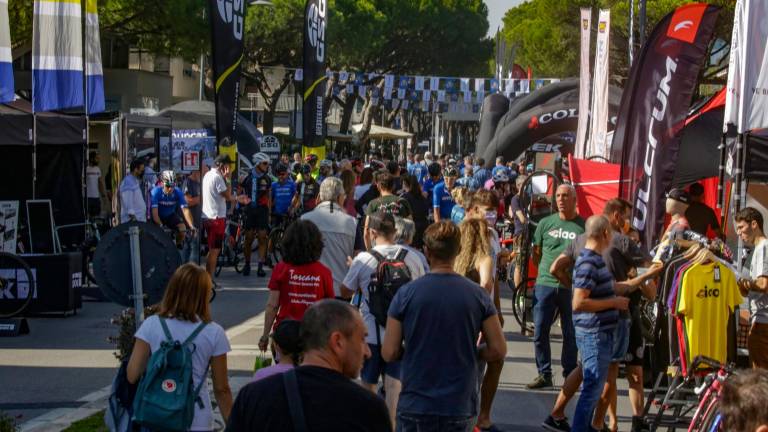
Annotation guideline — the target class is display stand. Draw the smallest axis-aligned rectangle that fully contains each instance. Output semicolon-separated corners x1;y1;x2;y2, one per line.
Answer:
0;318;30;336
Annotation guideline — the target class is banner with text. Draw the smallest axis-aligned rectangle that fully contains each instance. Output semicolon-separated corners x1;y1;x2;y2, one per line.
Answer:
586;9;610;160
303;0;328;152
574;8;592;159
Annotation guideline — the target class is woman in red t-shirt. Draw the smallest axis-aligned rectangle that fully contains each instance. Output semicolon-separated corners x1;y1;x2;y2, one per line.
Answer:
258;220;334;351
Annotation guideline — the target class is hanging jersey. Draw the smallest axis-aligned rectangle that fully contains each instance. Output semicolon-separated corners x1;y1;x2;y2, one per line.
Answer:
271;180;296;215
677;262;742;366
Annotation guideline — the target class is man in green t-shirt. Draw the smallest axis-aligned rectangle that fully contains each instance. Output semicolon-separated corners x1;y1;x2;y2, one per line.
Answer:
364;170;411;250
526;183;585;390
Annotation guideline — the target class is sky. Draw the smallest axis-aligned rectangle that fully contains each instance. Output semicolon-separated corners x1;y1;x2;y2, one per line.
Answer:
485;0;526;37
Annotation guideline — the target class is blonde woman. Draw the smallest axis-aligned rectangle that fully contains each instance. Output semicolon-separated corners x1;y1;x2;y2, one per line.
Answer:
454;218;495;294
127;264;233;429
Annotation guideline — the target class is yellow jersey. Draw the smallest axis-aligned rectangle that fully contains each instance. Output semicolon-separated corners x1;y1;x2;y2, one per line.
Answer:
677;262;742;366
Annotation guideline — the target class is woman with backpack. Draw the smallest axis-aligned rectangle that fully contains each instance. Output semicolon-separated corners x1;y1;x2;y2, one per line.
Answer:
258;220;334;352
127;263;233;431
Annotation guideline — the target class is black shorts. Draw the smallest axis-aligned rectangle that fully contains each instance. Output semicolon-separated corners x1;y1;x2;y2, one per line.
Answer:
160;213;184;231
245;206;270;231
87;198;101;218
625;316;645;366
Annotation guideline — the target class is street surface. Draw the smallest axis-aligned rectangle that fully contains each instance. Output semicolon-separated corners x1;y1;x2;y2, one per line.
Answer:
0;267;635;431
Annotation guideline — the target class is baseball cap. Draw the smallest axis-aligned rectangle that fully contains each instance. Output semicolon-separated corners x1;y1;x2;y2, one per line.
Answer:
367;211;396;234
667;188;690;204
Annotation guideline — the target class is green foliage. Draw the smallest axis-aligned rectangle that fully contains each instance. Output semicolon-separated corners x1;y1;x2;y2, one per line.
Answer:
0;411;18;432
501;0;735;81
61;411;107;432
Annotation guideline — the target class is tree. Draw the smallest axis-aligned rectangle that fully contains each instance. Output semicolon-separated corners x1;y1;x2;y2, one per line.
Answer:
501;0;734;84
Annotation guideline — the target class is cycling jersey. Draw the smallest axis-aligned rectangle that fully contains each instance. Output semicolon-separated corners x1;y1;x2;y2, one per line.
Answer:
411;163;427;184
150;186;187;220
422;177;439;201
272;179;297;215
240;169;271;207
432;182;455;220
297;180;320;213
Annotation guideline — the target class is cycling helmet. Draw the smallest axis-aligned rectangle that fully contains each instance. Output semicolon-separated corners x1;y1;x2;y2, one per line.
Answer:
300;163;312;175
444;165;459;178
427;162;442;177
319;159;333;169
305;154;319;164
252;152;270;165
493;172;510;183
275;163;289;175
160;170;175;186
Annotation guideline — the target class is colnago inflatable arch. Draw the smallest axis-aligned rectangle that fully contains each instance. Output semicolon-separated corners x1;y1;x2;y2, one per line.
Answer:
476;79;623;166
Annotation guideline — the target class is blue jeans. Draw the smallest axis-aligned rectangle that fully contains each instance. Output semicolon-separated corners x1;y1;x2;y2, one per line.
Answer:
572;328;614;432
181;233;200;264
533;285;577;377
396;413;474;432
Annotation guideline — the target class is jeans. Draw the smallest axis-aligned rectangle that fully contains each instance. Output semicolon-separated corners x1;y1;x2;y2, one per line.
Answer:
572;328;614;432
396;413;475;432
181;233;201;264
533;285;577;377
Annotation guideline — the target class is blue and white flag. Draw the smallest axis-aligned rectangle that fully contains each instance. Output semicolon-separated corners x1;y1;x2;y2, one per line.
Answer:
33;0;84;112
0;0;14;103
85;0;105;113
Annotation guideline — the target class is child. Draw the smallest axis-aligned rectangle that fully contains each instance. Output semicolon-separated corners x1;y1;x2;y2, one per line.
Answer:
253;320;302;382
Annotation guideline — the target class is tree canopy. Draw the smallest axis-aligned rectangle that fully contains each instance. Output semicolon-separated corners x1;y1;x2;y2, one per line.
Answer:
501;0;735;82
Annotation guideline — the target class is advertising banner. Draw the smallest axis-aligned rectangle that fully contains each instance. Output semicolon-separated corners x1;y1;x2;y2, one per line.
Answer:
724;0;768;133
0;0;13;103
574;8;592;159
209;0;245;155
84;0;104;114
612;3;720;249
586;9;610;159
303;0;327;154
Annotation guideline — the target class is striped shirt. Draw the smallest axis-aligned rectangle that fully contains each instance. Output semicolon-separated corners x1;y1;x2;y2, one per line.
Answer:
572;248;618;332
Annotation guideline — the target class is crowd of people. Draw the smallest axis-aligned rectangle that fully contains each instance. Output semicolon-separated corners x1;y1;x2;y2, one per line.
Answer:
121;149;768;432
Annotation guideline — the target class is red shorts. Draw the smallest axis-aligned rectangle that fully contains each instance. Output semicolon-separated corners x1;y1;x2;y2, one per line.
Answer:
203;218;226;250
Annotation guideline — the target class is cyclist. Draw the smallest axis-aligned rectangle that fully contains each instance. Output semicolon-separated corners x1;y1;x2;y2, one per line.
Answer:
304;154;319;180
317;159;333;184
271;163;297;228
292;163;320;215
238;152;272;277
150;170;195;248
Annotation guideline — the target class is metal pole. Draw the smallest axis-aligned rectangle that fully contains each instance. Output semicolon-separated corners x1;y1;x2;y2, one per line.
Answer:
628;0;635;66
128;225;145;325
199;8;206;101
638;0;647;47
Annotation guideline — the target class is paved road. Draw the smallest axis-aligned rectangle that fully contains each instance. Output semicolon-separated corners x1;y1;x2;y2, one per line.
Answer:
0;267;637;431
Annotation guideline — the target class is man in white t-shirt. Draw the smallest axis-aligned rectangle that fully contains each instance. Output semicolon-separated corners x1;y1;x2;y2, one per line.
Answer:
341;211;426;425
119;159;147;223
735;207;768;370
86;152;107;218
202;154;235;278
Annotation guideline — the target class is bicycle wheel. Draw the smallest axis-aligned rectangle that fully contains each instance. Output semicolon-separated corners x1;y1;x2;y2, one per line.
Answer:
0;252;35;319
269;228;284;265
512;278;537;335
215;245;227;277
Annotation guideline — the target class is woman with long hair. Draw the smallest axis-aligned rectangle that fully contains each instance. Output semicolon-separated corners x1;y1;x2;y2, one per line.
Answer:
259;220;334;352
127;263;233;429
454;218;495;294
340;170;357;217
354;167;375;201
401;174;429;248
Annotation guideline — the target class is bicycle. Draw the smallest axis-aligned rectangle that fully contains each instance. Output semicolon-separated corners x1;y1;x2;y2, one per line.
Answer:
215;210;246;277
687;357;734;432
55;217;109;286
267;211;296;266
0;252;36;319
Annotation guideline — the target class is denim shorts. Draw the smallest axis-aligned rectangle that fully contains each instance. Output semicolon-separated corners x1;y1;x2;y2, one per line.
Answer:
396;413;475;432
611;318;631;363
360;343;401;384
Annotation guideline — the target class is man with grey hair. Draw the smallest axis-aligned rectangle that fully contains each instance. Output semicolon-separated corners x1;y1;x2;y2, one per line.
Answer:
301;177;356;298
395;217;430;272
226;300;391;431
527;183;585;390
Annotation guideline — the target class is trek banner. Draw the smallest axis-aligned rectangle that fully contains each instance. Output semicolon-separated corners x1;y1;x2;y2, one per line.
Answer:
612;3;720;249
574;8;592;159
303;0;328;152
586;9;610;160
209;0;246;154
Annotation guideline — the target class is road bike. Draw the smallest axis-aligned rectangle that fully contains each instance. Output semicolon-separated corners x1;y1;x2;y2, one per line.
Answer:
267;211;297;266
215;210;246;277
55;217;109;286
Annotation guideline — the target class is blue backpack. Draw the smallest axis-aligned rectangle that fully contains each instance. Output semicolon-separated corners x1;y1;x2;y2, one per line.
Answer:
132;318;208;431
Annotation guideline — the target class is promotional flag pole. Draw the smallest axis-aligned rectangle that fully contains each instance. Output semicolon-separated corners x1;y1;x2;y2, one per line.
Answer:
82;0;89;227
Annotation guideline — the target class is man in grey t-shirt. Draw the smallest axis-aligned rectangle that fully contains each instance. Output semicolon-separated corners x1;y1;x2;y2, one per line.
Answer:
735;207;768;370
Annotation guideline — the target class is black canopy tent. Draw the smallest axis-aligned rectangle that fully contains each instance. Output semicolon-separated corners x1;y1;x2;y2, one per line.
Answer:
0;101;87;249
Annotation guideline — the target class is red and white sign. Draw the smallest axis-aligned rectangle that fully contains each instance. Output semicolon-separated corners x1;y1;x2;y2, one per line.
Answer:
182;151;200;172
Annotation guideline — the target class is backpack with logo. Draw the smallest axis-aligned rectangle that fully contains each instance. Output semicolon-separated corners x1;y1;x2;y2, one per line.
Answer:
132;318;208;431
367;248;412;329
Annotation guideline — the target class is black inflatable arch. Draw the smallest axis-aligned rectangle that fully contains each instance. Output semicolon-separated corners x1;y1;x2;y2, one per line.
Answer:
481;85;623;166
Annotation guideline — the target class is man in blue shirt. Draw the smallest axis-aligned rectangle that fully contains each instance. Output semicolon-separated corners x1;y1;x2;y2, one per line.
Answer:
456;164;480;192
491;156;510;179
150;170;194;248
422;162;442;203
570;215;629;432
270;164;296;227
382;221;506;430
410;154;427;184
432;165;458;222
473;157;491;186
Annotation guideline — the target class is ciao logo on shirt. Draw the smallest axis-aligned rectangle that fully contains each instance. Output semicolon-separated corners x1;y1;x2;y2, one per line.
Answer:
547;228;578;240
696;286;720;299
